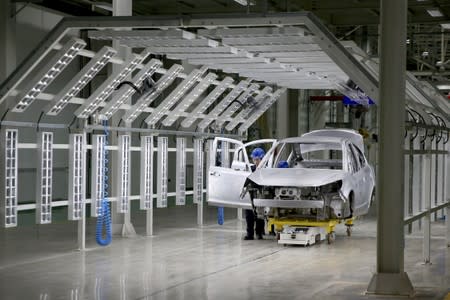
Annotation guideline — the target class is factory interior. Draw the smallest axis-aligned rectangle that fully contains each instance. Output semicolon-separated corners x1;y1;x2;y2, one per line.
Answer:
0;0;449;299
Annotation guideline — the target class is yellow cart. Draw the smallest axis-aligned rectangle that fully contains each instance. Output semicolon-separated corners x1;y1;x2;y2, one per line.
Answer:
267;217;355;244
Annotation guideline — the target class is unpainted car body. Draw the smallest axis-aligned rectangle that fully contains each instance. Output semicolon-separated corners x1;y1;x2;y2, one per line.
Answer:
207;129;375;220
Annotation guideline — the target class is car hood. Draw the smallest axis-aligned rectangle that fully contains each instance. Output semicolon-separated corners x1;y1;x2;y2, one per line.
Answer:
246;168;346;187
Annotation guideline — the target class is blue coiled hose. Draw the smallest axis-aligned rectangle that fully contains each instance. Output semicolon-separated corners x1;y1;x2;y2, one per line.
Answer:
96;120;112;246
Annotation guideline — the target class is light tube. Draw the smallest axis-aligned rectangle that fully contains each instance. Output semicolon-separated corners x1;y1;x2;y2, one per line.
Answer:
122;64;183;123
215;83;260;127
45;46;116;116
180;77;234;128
100;58;162;119
145;66;208;126
225;86;272;131
91;135;105;217
117;135;131;213
0;129;18;227
193;139;204;204
238;88;286;135
197;80;249;130
157;137;168;208
176;137;186;206
68;133;85;221
13;38;86;112
75;50;150;119
140;136;153;210
162;72;217;127
36;132;53;224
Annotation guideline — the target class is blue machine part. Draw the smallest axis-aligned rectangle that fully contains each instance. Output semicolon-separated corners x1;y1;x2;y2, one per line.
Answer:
217;207;224;225
96;120;112;246
343;95;375;106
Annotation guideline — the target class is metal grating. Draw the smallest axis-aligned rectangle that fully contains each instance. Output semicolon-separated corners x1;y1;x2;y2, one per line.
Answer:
157;137;168;208
117;135;131;213
91;135;105;217
36;132;53;224
0;129;18;227
176;137;186;206
68;133;85;221
140;136;154;210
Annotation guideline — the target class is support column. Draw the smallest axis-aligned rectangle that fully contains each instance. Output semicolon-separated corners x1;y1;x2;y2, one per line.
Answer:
276;91;289;138
0;0;16;83
110;0;135;236
421;138;431;263
298;90;309;135
367;0;414;296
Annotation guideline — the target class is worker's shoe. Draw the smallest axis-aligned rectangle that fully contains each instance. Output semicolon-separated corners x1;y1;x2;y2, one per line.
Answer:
244;236;254;240
257;234;263;240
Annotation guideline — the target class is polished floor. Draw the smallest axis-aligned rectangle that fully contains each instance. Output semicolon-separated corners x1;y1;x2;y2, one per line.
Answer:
0;205;449;300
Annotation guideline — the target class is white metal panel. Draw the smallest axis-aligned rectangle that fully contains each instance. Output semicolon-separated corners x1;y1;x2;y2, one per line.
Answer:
91;135;106;217
117;135;131;213
68;134;85;221
157;137;168;208
0;129;18;227
12;38;86;112
140;136;153;210
176;137;186;205
89;29;197;40
45;46;116;116
36;132;53;224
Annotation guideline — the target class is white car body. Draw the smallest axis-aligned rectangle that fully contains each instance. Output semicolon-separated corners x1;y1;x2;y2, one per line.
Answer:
207;129;375;220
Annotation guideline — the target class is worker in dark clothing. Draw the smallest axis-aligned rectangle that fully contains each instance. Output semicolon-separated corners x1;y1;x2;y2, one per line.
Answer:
244;147;265;240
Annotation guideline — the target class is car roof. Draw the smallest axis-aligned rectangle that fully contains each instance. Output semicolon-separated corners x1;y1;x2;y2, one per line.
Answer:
279;135;346;144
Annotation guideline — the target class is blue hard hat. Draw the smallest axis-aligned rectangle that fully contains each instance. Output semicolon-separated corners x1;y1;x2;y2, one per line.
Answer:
250;147;265;159
277;160;289;168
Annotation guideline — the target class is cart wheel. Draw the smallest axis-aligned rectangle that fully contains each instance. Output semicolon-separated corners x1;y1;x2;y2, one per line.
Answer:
346;226;352;237
327;232;336;244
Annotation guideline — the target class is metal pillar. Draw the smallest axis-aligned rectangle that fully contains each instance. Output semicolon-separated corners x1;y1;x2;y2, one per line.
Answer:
110;0;135;236
367;0;414;296
0;0;15;83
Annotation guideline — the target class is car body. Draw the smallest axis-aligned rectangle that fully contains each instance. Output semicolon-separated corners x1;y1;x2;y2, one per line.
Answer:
207;129;375;220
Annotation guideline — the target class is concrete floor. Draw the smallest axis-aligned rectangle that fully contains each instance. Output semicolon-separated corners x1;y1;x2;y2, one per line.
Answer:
0;205;449;300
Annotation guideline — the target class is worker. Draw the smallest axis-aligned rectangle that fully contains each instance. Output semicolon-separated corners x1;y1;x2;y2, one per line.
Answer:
244;147;266;240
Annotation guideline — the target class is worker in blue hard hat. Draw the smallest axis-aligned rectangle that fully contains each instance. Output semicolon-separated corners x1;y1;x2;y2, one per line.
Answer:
244;147;266;240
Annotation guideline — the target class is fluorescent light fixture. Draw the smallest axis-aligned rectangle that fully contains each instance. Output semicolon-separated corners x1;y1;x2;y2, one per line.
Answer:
238;88;287;135
226;86;272;131
215;83;260;127
0;129;18;227
117;135;131;213
162;72;217;127
68;133;85;221
91;135;106;217
441;23;450;29
75;50;150;119
89;29;196;41
176;137;186;206
140;136;154;210
157;137;168;208
233;0;255;5
100;58;162;120
13;38;86;112
145;66;208;126
45;46;116;116
427;8;444;17
36;132;53;224
180;77;234;128
122;64;183;123
436;84;450;90
193;139;204;204
197;80;250;130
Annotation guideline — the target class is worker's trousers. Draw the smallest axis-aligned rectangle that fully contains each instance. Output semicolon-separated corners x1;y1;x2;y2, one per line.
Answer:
245;209;264;238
